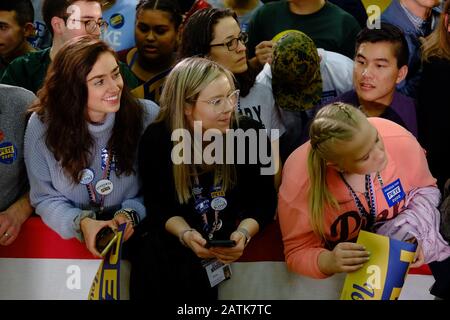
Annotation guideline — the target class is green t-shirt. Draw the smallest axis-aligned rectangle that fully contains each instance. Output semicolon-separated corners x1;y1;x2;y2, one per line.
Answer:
247;1;361;59
0;48;139;94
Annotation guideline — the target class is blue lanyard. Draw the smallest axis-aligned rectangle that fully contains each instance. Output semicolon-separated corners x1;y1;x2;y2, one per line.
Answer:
340;172;383;231
86;149;113;213
191;167;224;240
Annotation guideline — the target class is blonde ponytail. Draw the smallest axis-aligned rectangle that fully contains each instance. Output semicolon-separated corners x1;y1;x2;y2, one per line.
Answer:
307;102;366;238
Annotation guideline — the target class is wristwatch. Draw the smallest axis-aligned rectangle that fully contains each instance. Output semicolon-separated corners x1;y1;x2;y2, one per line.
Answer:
237;227;251;246
114;208;140;227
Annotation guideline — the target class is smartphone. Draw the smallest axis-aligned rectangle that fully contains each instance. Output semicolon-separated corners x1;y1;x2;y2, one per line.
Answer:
205;239;236;249
95;227;118;257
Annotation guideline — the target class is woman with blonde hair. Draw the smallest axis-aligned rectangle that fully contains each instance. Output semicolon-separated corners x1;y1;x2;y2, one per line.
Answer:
418;1;450;298
278;102;445;283
132;57;276;300
418;0;450;192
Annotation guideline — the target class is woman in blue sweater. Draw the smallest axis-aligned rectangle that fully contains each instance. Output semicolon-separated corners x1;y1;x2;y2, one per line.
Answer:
24;36;156;257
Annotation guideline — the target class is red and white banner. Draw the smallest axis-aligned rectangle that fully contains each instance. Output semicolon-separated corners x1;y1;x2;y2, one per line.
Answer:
0;217;434;300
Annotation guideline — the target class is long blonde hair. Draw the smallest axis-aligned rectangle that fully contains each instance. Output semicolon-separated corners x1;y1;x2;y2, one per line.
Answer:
307;103;367;238
422;0;450;62
157;57;237;203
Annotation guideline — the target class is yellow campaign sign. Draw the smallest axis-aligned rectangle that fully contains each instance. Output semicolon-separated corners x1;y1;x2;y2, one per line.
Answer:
340;230;416;300
89;223;126;300
362;0;392;13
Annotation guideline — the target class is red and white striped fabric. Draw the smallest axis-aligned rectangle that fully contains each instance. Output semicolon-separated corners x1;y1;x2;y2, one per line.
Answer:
0;216;130;300
0;217;434;299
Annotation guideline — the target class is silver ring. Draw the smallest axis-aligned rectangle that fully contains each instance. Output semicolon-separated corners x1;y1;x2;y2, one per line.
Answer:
3;232;10;238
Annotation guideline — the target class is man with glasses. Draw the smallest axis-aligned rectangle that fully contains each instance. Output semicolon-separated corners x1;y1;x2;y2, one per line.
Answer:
1;0;138;93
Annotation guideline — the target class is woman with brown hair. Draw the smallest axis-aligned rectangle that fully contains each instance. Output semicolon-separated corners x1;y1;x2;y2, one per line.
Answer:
24;36;157;257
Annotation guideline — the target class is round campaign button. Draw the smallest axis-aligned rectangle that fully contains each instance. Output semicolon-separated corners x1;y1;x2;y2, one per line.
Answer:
211;197;227;211
78;168;95;185
95;179;114;195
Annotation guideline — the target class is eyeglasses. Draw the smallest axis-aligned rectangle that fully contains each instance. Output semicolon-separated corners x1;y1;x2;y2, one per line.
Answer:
209;32;248;51
65;18;109;34
193;89;240;113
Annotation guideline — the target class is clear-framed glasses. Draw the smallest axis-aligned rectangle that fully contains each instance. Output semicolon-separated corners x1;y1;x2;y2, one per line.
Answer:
66;18;109;34
194;89;240;113
209;32;248;51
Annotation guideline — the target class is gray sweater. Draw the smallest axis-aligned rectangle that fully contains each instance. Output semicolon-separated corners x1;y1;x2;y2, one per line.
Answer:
24;100;159;239
0;84;36;211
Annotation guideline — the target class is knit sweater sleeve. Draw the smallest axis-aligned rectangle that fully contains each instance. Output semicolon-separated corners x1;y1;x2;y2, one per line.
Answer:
24;113;82;239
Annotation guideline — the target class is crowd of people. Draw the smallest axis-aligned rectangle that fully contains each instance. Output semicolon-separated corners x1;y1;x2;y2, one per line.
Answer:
0;0;449;300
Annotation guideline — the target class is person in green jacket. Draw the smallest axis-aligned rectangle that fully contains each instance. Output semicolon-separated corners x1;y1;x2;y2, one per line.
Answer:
0;0;138;93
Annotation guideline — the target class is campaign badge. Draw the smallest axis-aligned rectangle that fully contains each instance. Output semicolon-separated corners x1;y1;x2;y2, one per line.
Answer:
0;142;17;164
95;179;114;195
382;178;405;207
79;168;95;185
109;13;124;29
211;197;227;211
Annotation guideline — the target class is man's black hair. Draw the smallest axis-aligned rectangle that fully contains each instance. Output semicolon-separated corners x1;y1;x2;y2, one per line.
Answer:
355;22;410;68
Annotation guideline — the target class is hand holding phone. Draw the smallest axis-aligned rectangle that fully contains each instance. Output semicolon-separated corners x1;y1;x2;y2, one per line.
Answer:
95;226;118;257
205;239;236;249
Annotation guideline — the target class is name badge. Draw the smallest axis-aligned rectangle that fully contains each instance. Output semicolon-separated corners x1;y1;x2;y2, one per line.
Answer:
79;168;95;185
202;259;232;287
96;179;114;195
0;142;17;164
382;178;405;207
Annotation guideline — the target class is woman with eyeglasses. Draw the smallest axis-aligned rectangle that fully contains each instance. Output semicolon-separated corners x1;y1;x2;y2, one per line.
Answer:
418;0;450;300
24;37;157;257
131;57;277;300
179;8;284;149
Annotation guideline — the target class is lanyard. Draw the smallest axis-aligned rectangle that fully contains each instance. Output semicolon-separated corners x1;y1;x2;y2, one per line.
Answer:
85;150;114;214
340;172;383;231
191;167;225;240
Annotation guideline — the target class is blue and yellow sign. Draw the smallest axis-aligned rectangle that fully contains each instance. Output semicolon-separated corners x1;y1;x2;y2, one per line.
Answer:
341;231;417;300
0;142;17;164
88;223;126;300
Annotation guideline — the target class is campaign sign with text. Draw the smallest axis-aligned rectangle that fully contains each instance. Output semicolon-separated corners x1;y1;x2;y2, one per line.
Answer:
340;231;417;300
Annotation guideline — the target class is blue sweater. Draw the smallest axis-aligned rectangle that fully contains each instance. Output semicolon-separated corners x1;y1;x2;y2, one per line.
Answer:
24;100;158;239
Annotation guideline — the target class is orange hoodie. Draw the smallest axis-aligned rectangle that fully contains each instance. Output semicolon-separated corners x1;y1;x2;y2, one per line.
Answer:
278;118;436;278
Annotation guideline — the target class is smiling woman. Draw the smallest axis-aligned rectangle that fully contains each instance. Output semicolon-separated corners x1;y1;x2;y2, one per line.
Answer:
24;36;157;258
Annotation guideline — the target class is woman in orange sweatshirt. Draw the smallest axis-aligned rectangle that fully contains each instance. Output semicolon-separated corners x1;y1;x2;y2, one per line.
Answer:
278;102;436;279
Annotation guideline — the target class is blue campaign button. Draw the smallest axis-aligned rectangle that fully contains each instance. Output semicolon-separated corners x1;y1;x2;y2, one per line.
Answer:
0;142;17;164
382;178;405;207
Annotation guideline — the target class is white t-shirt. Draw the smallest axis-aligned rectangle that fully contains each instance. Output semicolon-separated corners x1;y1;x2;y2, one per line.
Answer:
317;48;354;105
239;78;285;141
